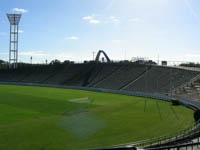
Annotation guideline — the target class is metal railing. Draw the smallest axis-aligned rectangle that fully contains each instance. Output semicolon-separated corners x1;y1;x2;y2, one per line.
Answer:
108;119;200;149
145;141;200;150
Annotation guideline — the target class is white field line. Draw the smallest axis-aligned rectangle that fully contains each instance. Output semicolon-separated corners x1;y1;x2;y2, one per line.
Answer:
68;97;89;102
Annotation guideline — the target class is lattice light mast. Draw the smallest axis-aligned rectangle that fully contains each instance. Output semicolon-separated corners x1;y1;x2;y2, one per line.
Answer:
7;14;22;68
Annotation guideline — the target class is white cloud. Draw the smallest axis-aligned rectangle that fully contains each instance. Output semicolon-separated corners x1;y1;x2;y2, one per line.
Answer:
89;19;100;24
185;53;200;58
19;51;46;57
14;29;24;33
18;50;75;63
50;52;73;61
111;40;121;44
82;16;93;20
129;17;143;23
132;0;168;5
83;14;100;24
13;8;28;13
110;16;120;24
66;36;79;40
18;30;24;33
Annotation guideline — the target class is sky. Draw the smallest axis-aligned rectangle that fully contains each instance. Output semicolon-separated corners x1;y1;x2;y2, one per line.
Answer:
1;0;200;64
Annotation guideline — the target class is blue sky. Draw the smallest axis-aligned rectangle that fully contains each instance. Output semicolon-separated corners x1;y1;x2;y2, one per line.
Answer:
1;0;200;63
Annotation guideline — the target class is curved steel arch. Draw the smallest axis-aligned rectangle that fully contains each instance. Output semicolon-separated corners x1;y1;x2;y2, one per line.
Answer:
95;50;111;62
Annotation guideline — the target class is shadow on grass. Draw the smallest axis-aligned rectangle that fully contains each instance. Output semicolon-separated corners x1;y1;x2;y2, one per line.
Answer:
58;98;105;140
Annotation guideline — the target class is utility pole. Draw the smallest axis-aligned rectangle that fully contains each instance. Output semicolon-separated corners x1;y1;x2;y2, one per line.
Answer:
93;51;95;61
30;56;32;64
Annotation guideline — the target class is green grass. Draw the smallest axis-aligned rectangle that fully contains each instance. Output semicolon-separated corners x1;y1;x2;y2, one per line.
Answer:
0;84;195;150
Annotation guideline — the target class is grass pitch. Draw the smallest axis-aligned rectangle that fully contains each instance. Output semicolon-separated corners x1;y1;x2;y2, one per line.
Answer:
0;85;195;150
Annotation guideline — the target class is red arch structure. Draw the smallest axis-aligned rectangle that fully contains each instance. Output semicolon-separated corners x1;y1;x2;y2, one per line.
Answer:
95;50;111;62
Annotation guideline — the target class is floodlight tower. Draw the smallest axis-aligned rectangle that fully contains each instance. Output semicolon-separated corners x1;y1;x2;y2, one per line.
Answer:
7;14;22;68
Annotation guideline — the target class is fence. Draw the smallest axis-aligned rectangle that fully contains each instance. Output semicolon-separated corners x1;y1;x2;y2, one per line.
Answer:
146;141;200;150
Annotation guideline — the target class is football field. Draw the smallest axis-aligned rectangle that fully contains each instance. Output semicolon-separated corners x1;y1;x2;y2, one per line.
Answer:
0;85;195;150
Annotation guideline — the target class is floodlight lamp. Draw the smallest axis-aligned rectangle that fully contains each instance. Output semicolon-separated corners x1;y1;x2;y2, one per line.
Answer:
7;14;21;25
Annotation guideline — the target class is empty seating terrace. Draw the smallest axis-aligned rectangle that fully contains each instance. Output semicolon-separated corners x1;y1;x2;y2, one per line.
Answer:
21;65;61;83
0;63;199;95
44;64;90;85
124;66;199;94
87;63;122;87
93;64;147;90
0;67;34;82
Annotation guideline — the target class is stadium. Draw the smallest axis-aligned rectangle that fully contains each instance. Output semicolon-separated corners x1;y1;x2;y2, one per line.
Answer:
1;1;200;150
0;52;200;150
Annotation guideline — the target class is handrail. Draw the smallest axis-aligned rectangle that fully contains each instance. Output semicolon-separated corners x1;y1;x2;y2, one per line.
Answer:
111;120;200;148
137;122;200;148
146;141;200;150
